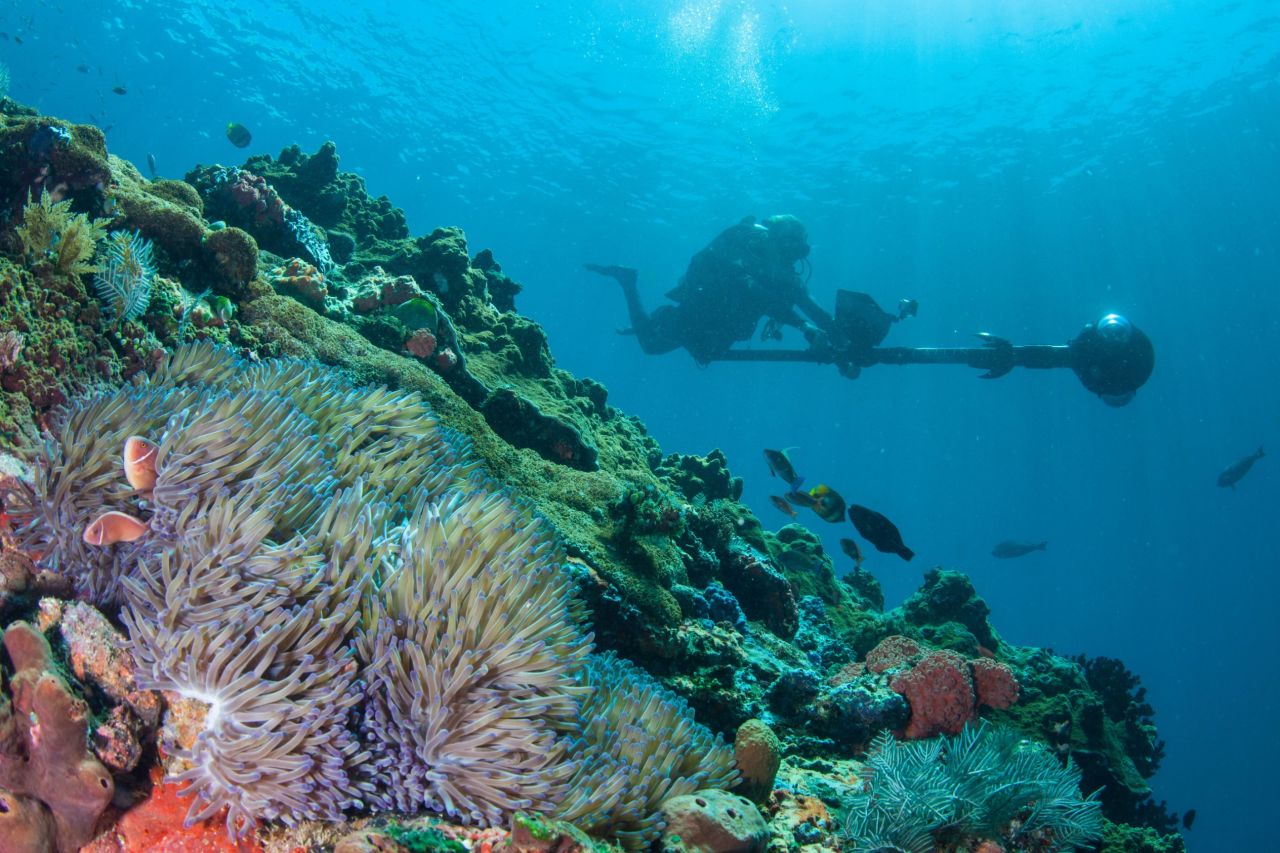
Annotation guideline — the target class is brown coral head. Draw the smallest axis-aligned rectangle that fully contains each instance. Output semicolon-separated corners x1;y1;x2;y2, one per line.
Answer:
82;511;149;546
123;435;159;492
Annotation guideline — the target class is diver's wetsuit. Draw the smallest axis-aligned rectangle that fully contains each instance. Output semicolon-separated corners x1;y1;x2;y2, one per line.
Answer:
594;218;835;364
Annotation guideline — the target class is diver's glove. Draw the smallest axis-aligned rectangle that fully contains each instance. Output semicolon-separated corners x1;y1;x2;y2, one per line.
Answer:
802;322;833;356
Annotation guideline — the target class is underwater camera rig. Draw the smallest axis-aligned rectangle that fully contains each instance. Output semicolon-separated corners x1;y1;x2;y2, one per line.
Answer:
712;290;1155;406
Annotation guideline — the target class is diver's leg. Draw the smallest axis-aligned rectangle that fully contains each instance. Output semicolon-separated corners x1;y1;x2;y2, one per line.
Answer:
584;263;638;289
584;263;672;351
635;307;682;355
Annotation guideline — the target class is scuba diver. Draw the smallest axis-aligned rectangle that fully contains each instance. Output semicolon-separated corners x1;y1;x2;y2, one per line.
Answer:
588;215;1153;405
586;214;841;365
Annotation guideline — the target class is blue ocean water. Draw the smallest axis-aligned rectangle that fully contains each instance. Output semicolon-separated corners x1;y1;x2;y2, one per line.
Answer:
4;0;1278;848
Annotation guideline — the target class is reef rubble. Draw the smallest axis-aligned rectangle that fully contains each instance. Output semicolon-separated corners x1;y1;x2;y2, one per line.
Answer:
0;100;1186;853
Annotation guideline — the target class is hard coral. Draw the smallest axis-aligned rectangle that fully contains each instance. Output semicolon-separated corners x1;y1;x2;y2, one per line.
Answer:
864;634;923;674
0;622;115;853
719;542;798;638
188;166;333;271
971;657;1019;710
0;116;110;218
890;649;975;739
270;257;327;309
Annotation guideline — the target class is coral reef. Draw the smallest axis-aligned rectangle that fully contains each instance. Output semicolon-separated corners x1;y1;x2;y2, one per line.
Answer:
0;101;1183;852
655;449;743;503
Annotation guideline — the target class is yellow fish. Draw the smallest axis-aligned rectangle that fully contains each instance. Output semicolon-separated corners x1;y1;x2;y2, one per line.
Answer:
808;484;846;523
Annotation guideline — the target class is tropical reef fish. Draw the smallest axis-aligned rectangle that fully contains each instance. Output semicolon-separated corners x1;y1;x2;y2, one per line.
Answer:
1182;809;1196;830
226;121;253;148
123;435;159;492
1217;446;1264;489
839;537;864;571
147;153;158;180
82;510;149;545
991;540;1047;559
786;489;816;508
848;504;914;561
807;484;846;523
763;447;803;491
769;495;797;518
111;85;127;95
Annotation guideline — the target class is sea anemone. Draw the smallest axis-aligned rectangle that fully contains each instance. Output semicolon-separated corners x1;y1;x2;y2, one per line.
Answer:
356;487;593;825
10;342;475;606
554;653;740;849
5;343;741;842
120;486;375;835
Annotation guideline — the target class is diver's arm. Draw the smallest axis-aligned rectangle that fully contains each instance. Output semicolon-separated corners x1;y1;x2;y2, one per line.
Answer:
796;291;837;333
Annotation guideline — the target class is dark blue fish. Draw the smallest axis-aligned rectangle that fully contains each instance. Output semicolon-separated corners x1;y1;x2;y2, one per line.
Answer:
1217;446;1263;489
225;122;253;149
1182;809;1196;830
848;504;913;562
991;540;1047;559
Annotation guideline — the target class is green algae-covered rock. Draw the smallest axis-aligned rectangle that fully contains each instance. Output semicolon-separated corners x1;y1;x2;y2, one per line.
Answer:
242;141;409;252
655;449;743;503
765;524;882;637
0;114;109;217
902;567;1000;651
1098;819;1186;853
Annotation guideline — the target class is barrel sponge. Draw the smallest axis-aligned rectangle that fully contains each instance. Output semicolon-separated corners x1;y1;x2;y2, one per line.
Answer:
553;653;740;850
356;487;593;825
733;719;782;804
